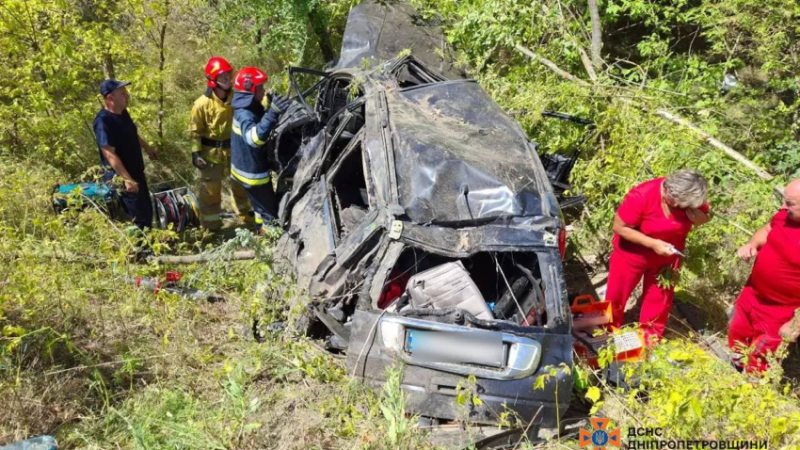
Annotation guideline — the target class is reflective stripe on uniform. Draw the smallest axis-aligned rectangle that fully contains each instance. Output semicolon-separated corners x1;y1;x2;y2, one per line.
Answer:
201;214;221;222
254;214;264;224
198;147;226;165
232;122;242;136
191;138;203;153
231;166;271;186
249;127;265;146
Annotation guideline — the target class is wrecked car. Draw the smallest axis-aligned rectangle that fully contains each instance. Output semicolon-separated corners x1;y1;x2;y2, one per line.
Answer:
268;1;576;429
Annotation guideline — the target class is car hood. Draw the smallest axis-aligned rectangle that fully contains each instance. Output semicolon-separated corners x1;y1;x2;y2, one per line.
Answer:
387;80;555;224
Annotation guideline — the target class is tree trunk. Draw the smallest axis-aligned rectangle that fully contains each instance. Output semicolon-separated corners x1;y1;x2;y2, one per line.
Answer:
157;3;168;154
102;53;115;79
308;6;335;63
587;0;603;71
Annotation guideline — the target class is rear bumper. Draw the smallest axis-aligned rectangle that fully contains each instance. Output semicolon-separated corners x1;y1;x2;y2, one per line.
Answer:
346;310;573;426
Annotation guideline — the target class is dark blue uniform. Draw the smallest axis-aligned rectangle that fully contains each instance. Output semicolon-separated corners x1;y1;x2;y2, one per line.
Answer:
230;92;281;228
93;108;153;230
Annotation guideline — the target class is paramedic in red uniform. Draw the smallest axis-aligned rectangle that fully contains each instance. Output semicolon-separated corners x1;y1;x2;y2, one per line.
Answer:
606;170;710;343
729;179;800;372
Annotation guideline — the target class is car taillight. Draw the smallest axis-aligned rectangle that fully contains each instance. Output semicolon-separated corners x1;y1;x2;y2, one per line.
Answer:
558;227;567;260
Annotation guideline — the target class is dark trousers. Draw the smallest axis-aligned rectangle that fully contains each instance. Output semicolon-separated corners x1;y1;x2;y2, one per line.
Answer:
104;170;153;230
238;180;277;229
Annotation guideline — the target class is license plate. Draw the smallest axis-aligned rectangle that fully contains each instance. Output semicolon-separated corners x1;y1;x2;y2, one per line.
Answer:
405;329;506;368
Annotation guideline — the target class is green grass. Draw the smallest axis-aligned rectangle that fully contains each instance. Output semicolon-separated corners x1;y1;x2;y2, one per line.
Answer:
2;157;800;450
0;159;443;449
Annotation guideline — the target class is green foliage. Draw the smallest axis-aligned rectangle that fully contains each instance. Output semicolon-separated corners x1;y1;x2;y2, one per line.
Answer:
214;0;357;76
3;0;800;447
455;374;484;408
105;388;232;449
379;365;418;449
0;0;201;182
412;0;797;304
534;363;572;438
765;141;800;179
617;340;800;446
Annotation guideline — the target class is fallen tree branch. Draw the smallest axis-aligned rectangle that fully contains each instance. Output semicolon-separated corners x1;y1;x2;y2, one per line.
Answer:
514;44;591;86
576;45;598;82
152;249;257;264
650;109;774;181
513;44;775;182
0;251;111;264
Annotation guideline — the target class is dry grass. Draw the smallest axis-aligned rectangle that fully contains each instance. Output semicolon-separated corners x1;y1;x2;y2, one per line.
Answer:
0;165;437;448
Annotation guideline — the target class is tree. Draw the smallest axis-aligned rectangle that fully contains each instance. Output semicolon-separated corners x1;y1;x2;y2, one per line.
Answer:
587;0;603;71
0;0;132;173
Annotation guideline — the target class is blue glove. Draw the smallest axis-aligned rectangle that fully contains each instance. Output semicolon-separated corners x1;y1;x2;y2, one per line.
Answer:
270;93;290;115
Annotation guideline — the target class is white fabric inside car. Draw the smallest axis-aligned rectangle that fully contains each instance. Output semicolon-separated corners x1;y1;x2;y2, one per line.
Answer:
405;261;493;320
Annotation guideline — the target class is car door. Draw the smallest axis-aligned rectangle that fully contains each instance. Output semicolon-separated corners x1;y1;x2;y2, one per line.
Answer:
278;98;367;225
307;132;385;298
278;66;367;224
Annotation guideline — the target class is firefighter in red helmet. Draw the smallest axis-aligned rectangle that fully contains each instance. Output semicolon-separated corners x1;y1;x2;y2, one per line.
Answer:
188;56;253;231
229;66;290;233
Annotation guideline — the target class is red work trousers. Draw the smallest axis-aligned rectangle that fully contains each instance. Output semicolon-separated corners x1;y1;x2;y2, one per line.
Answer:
606;250;676;344
728;286;796;373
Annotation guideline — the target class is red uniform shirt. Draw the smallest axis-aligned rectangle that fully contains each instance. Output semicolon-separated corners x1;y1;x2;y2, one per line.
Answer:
613;178;708;267
748;209;800;306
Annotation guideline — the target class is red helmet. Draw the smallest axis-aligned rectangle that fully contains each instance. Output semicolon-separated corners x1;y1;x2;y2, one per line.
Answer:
234;67;268;93
205;57;233;88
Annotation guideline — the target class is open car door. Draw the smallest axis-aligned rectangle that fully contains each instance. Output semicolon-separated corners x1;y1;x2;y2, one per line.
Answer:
278;67;367;226
266;67;331;202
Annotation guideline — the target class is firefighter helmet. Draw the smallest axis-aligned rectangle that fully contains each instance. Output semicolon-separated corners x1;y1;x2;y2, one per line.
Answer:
233;67;268;93
205;57;233;89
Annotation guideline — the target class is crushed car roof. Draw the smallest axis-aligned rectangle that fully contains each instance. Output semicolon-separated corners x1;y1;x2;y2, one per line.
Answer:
388;80;554;224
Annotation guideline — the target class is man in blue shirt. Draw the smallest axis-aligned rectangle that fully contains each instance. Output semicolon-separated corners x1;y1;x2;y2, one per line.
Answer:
93;79;158;230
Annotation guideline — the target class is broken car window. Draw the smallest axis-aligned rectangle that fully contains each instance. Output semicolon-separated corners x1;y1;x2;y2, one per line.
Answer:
327;138;371;243
318;100;366;177
389;56;448;87
287;67;328;116
318;77;364;124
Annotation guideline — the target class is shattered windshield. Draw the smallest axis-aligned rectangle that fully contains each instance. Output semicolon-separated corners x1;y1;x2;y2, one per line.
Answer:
388;81;550;224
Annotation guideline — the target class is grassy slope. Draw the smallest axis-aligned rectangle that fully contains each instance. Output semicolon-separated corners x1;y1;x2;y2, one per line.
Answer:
0;162;436;449
2;136;799;450
2;0;800;448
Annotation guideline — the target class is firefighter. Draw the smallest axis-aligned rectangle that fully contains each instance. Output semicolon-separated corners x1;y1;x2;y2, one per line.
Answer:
230;67;290;233
189;56;253;231
729;179;800;372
